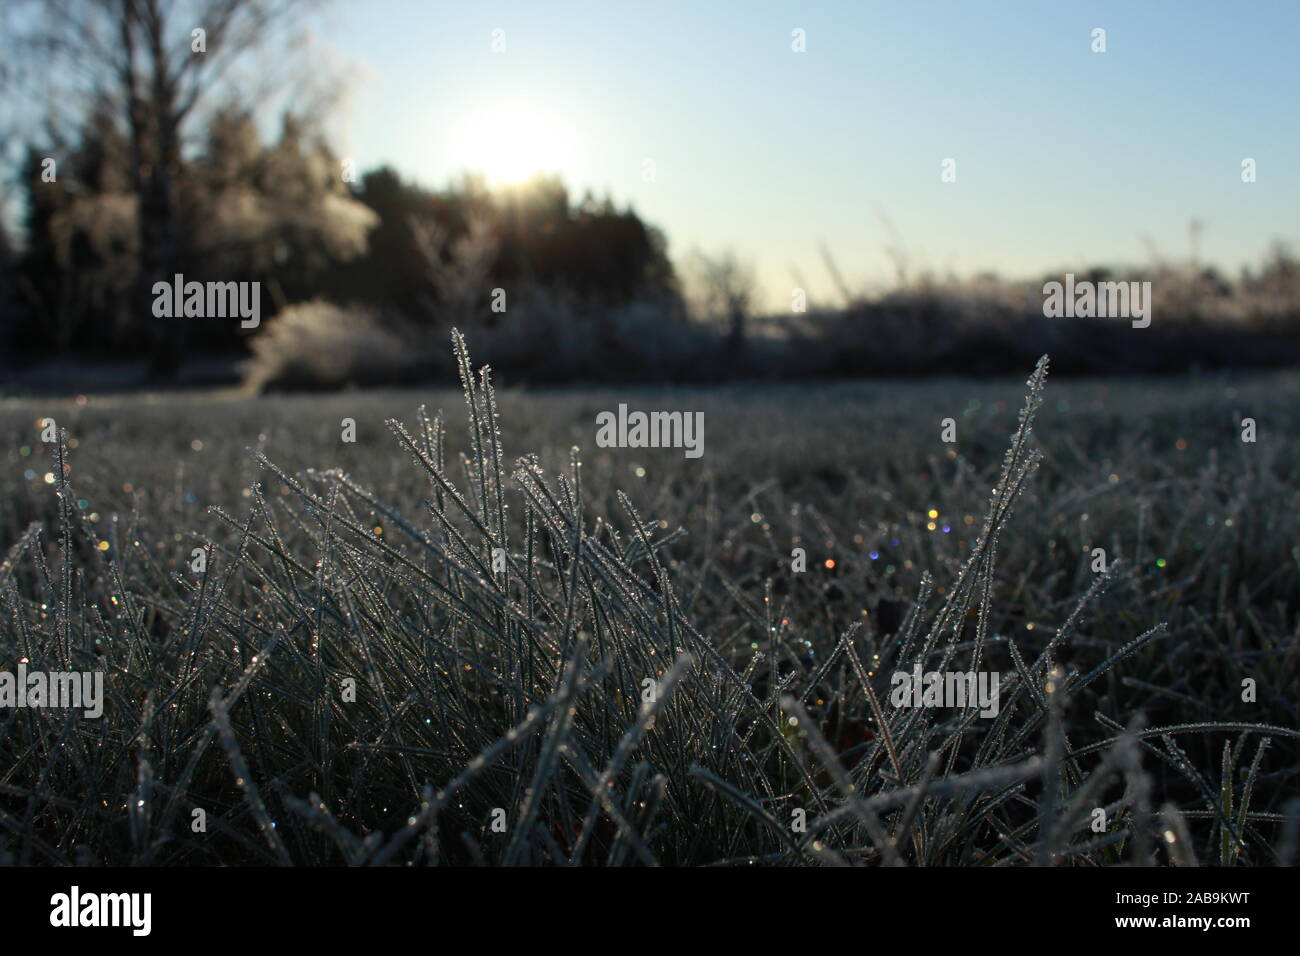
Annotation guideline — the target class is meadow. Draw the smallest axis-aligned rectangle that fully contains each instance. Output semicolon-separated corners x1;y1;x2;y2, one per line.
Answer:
1;339;1297;866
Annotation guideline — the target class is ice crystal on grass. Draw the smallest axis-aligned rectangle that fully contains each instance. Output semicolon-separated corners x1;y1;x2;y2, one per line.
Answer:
0;339;1295;866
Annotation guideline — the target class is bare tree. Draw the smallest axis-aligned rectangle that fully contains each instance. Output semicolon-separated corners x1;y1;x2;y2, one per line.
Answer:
3;0;322;376
690;249;757;353
410;211;500;328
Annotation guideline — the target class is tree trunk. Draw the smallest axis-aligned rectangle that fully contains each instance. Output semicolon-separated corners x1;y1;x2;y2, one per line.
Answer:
726;306;746;355
140;142;184;380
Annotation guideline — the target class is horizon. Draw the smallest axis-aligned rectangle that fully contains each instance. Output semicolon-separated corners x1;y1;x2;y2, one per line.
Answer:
308;0;1300;308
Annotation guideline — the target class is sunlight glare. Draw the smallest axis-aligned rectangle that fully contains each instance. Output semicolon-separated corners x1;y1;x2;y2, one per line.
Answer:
458;107;574;185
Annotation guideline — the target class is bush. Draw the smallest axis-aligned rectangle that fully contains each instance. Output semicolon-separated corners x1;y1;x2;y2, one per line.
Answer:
243;300;431;392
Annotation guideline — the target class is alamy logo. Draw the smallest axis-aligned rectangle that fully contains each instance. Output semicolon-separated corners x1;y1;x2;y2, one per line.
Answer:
1042;273;1151;328
0;664;103;718
890;665;1000;717
595;404;704;459
50;887;151;936
152;273;261;328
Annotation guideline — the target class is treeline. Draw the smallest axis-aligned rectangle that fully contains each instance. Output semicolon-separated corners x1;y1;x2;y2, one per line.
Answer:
1;106;680;367
0;0;682;378
323;167;679;323
3;0;1300;388
5;93;1300;387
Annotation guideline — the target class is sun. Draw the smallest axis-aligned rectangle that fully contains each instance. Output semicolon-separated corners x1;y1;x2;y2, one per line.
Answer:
457;107;575;185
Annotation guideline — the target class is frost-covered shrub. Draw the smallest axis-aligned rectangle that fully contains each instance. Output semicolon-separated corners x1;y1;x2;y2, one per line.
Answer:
243;300;430;392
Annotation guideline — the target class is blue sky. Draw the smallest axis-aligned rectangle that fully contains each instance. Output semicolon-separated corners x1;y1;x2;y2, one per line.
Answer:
47;0;1300;308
